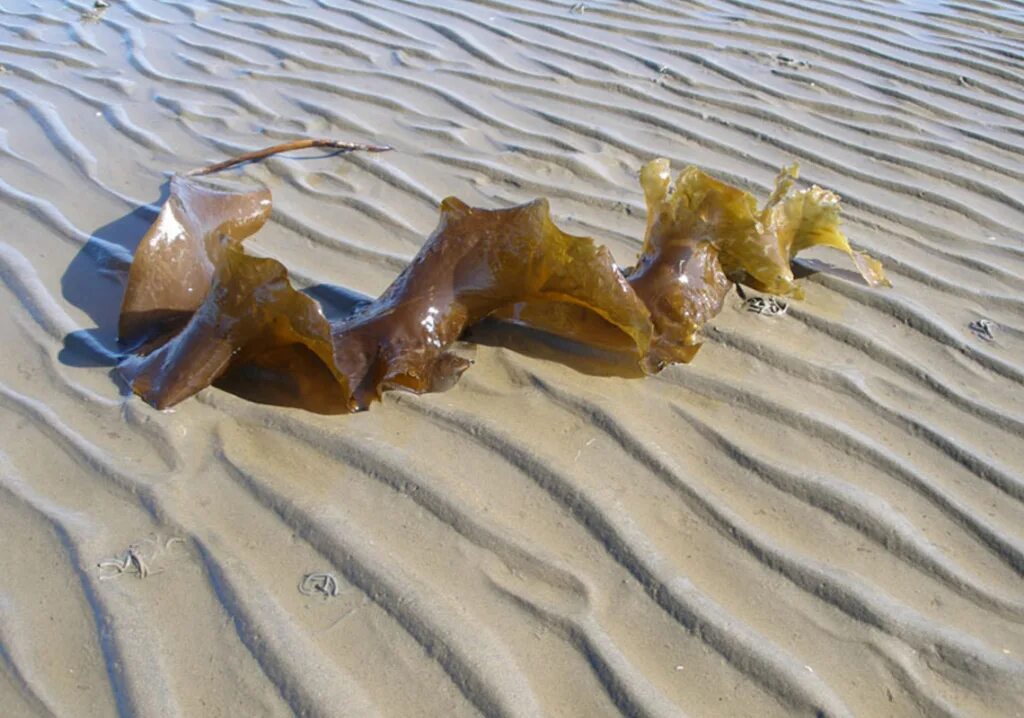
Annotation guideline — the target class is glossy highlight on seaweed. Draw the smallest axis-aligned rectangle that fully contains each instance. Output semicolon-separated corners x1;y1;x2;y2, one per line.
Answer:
116;141;889;414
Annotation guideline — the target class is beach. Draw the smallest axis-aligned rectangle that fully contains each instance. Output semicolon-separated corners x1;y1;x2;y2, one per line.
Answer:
0;0;1023;715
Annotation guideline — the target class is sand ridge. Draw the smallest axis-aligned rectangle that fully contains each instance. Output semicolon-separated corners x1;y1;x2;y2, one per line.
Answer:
0;0;1022;716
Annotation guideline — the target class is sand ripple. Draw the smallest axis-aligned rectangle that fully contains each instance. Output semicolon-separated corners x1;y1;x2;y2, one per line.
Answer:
0;0;1022;715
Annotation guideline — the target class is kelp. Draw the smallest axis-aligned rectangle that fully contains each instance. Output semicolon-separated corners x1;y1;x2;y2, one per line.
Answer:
717;163;890;296
115;140;888;414
311;196;652;410
118;173;353;413
496;159;888;368
634;159;891;358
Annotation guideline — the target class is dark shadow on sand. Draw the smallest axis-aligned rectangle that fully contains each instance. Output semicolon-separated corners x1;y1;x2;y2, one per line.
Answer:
465;318;646;379
59;182;170;385
794;257;868;285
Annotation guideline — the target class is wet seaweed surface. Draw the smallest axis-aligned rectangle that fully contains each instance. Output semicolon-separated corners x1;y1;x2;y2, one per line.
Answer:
118;142;888;414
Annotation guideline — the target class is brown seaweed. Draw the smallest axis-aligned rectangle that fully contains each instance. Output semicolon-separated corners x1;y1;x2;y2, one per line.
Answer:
500;159;887;368
118;173;354;413
116;142;888;414
117;141;652;412
495;159;739;367
717;163;891;296
317;196;653;410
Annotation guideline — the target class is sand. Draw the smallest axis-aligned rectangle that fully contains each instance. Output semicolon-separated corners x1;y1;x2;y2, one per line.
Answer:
1;0;1023;716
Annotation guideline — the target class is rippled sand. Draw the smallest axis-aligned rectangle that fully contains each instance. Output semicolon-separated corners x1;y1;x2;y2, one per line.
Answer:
1;0;1023;716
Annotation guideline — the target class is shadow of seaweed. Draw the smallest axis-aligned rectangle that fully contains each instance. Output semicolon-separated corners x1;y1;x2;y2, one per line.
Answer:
465;318;646;379
303;283;371;323
59;182;170;369
794;257;867;285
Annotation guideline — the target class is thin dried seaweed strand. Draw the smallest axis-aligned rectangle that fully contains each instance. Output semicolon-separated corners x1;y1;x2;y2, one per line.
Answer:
184;138;393;177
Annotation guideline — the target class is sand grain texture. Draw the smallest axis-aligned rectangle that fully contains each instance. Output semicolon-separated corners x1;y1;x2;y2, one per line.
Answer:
0;0;1023;716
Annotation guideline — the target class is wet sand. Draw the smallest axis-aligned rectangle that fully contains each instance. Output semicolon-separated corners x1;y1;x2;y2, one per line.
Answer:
1;0;1023;716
